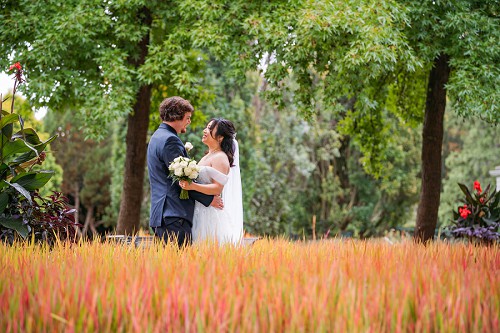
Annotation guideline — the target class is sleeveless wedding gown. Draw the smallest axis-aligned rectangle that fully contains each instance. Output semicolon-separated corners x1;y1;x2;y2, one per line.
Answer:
192;166;243;245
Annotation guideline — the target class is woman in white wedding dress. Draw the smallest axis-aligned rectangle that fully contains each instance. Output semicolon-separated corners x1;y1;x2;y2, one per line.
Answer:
179;118;243;245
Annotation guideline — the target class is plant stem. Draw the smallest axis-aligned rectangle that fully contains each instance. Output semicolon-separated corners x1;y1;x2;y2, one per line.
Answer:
10;80;18;114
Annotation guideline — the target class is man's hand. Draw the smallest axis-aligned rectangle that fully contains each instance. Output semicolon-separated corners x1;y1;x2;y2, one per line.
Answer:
211;195;224;210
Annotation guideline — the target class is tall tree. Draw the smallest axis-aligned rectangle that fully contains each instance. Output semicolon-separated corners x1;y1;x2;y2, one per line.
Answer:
403;1;499;241
415;54;450;241
0;1;210;234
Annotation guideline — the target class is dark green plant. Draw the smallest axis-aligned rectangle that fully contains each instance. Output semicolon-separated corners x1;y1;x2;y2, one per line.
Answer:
0;63;78;244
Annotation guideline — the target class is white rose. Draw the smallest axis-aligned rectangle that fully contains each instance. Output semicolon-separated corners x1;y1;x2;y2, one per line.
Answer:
189;160;197;167
179;161;188;167
190;171;199;179
174;157;182;163
174;168;184;177
185;142;193;151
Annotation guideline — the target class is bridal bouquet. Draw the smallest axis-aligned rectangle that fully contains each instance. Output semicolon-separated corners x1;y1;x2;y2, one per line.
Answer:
168;156;201;199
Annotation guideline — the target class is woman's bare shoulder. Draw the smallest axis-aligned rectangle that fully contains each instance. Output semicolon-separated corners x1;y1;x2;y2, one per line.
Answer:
210;152;230;174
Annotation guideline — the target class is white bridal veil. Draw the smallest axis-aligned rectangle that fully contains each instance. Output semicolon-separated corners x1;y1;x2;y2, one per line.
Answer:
221;139;244;243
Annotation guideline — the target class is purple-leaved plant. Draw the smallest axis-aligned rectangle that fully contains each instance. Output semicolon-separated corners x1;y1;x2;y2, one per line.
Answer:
450;181;500;243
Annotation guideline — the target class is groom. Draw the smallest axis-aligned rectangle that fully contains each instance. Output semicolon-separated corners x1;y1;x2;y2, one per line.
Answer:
147;96;223;247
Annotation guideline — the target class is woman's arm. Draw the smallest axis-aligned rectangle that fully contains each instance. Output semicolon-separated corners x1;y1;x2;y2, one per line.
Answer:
179;153;229;195
181;179;224;195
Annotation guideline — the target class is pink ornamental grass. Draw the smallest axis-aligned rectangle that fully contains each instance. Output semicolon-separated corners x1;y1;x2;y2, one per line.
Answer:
0;238;498;332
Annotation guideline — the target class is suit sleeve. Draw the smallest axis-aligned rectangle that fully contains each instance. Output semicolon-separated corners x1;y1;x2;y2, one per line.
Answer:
162;137;185;166
189;190;214;207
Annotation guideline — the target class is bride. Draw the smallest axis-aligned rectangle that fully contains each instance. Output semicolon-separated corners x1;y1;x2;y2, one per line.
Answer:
179;118;243;245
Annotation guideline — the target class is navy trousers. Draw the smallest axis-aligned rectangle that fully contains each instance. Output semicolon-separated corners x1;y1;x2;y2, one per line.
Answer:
154;217;192;247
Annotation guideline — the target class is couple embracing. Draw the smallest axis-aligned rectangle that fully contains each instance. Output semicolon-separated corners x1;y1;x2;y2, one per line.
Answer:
147;96;244;247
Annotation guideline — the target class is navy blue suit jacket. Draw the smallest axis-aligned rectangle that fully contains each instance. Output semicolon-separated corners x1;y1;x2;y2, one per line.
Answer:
147;123;213;228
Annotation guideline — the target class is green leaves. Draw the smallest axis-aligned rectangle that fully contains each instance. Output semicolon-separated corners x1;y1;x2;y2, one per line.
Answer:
176;0;425;177
4;181;32;203
0;191;8;213
458;183;475;205
0;217;30;239
0;91;58;240
1;138;32;160
11;171;54;192
1;132;57;170
403;0;500;123
0;114;19;130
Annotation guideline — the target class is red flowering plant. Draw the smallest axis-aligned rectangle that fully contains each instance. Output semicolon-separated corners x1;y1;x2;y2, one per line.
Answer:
449;181;500;243
0;62;79;245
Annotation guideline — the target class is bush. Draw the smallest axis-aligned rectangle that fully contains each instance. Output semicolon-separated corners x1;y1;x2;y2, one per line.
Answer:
448;181;500;243
0;62;79;244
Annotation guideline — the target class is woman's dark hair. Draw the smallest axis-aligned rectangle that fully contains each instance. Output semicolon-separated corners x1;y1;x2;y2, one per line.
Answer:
208;118;236;166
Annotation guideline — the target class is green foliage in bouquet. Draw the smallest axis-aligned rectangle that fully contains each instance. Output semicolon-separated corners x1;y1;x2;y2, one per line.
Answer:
449;181;500;243
0;63;79;244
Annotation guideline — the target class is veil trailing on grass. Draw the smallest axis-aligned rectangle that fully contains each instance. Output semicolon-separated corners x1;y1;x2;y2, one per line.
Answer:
221;138;244;243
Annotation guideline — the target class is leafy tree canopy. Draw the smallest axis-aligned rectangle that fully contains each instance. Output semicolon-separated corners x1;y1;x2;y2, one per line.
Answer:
178;0;422;177
179;0;499;176
402;0;499;122
0;0;211;139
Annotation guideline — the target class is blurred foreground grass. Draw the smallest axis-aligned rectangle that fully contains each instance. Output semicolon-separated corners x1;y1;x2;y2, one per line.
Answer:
0;238;498;332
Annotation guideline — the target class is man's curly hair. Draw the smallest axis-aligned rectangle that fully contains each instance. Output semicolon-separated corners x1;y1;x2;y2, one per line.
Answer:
159;96;194;122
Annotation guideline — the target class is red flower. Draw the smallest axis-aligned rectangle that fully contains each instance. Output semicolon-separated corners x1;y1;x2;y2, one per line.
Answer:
7;62;25;87
480;197;485;204
473;180;482;193
458;205;471;219
9;62;22;71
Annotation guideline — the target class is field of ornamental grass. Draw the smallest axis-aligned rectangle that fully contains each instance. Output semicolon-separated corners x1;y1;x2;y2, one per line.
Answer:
0;238;498;332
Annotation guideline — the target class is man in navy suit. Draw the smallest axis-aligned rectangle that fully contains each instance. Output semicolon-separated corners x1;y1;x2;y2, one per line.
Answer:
147;96;222;246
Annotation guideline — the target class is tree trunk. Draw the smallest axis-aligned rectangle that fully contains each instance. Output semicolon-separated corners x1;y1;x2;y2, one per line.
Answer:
414;54;450;243
74;182;80;226
116;7;152;235
334;136;351;199
82;205;95;238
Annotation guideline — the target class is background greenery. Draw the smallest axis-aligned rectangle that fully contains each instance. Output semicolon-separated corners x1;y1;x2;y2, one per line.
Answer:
1;0;498;239
7;61;496;239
